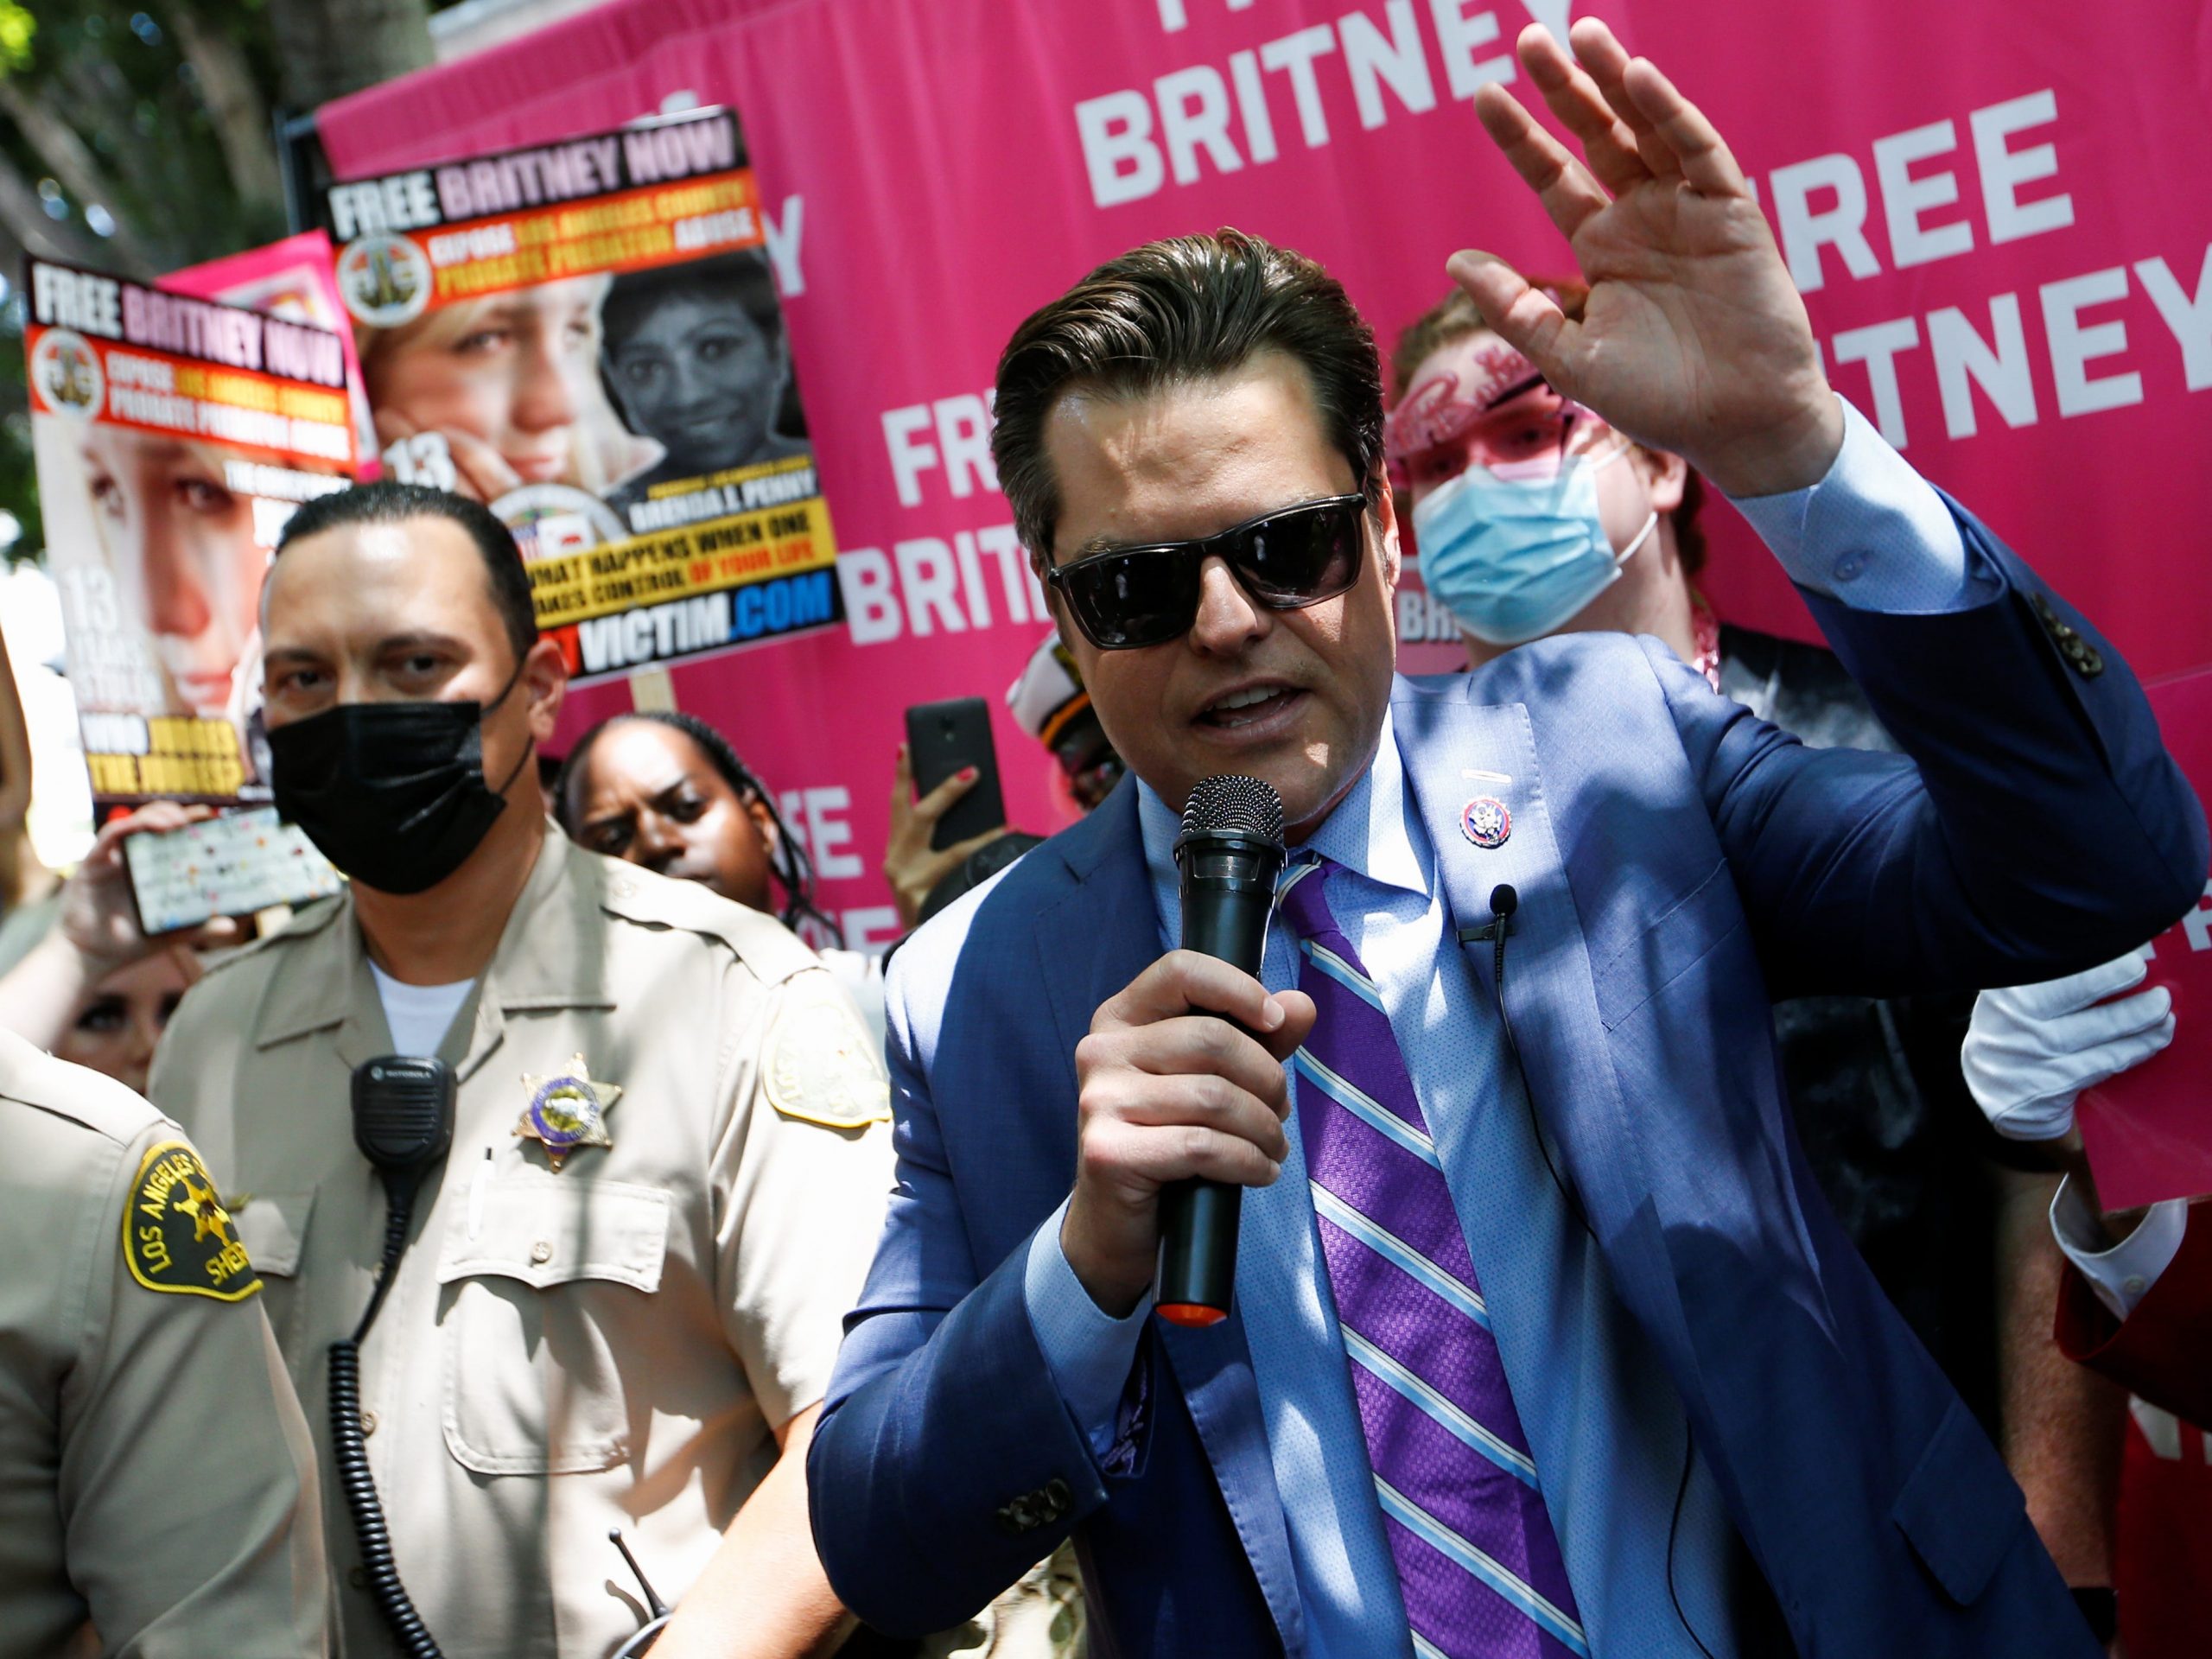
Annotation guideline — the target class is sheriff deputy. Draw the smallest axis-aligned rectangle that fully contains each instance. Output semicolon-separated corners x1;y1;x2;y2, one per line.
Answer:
0;1026;327;1656
151;482;893;1658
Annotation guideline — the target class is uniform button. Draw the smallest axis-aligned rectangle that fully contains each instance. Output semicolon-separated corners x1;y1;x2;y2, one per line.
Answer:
1830;555;1864;583
610;876;636;899
2125;1275;2147;1299
348;1567;368;1591
530;1240;553;1264
360;1408;378;1436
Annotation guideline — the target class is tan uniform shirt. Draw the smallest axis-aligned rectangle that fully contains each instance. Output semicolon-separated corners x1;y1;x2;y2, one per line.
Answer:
0;1028;326;1658
150;830;894;1658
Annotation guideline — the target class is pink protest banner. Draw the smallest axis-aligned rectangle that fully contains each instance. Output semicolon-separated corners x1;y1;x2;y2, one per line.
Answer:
2077;666;2212;1211
317;0;2212;945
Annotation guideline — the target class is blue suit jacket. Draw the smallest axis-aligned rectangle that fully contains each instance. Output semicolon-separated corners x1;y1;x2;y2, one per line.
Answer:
810;509;2206;1657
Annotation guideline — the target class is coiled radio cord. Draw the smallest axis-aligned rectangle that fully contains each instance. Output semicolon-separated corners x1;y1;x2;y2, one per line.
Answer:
329;1171;444;1659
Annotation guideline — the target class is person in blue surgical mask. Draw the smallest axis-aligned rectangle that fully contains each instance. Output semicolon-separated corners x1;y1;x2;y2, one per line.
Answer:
1388;280;1717;679
1389;276;2139;1630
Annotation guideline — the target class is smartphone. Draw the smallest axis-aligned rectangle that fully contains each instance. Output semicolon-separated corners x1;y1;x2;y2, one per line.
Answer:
123;806;343;936
905;697;1007;852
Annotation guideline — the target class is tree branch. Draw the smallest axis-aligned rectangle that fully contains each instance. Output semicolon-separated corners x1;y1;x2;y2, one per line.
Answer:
0;76;156;276
264;0;434;112
170;6;282;213
0;144;106;266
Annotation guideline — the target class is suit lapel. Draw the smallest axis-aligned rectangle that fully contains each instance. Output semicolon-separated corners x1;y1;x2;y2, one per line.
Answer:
1391;677;1668;1249
1032;783;1306;1654
1158;1315;1306;1655
1392;679;1714;1649
1034;785;1157;1100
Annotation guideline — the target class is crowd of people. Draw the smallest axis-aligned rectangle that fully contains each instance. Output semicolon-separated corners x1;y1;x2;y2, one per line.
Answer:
0;19;2204;1659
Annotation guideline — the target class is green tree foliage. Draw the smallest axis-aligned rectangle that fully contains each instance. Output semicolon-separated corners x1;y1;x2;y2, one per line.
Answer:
0;0;434;566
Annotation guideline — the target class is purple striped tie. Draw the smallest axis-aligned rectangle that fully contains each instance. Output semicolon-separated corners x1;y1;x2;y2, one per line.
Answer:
1278;855;1587;1659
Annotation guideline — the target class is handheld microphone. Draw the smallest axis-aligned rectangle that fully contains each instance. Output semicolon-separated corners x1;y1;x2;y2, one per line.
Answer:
1159;775;1286;1326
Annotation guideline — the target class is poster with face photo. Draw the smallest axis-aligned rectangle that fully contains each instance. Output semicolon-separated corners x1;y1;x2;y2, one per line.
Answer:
22;257;358;804
321;108;841;684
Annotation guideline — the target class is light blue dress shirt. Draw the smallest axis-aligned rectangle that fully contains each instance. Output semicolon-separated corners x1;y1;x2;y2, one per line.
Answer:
1020;397;1985;1656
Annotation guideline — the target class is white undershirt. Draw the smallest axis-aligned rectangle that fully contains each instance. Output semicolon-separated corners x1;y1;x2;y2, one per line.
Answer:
368;962;476;1058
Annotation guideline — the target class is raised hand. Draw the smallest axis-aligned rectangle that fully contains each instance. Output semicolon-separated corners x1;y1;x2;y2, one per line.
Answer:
1961;950;2173;1143
1453;19;1843;498
0;803;237;1058
57;801;230;972
882;744;1009;929
372;408;524;503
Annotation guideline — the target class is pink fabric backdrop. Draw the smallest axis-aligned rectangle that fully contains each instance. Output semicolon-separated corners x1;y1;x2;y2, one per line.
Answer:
318;0;2212;944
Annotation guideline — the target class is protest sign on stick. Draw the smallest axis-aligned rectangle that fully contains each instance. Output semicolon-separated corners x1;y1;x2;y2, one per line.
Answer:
165;229;382;480
322;108;841;684
23;257;357;805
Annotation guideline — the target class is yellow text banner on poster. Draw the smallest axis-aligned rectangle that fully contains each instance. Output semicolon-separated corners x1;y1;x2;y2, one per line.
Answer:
526;497;836;629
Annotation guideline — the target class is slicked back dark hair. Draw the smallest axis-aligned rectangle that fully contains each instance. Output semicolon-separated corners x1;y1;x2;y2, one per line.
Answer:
991;229;1386;563
552;709;842;947
276;481;540;666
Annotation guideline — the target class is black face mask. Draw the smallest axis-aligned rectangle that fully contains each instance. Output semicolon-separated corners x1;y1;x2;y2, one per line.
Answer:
270;663;532;896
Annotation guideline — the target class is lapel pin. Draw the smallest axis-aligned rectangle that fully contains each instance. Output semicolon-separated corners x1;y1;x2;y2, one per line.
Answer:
1460;796;1511;849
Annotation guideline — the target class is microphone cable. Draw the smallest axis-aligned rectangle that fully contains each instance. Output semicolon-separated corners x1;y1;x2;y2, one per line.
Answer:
1469;884;1715;1659
1463;884;1592;1242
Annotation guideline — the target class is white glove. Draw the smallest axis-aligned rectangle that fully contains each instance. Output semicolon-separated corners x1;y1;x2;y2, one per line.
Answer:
1961;949;2175;1140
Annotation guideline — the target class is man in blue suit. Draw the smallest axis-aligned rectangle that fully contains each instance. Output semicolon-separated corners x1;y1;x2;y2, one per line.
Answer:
810;22;2205;1658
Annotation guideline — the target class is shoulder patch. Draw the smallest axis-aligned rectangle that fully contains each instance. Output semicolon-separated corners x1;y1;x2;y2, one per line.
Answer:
764;985;892;1130
124;1141;261;1300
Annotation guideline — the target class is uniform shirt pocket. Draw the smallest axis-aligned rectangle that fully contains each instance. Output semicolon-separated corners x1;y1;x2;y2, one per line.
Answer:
232;1189;315;1276
230;1190;315;1356
435;1177;671;1476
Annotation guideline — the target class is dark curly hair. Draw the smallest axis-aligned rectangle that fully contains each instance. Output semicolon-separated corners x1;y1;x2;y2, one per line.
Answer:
553;709;842;946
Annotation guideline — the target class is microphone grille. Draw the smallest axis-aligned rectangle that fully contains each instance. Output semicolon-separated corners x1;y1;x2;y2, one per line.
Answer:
1181;774;1284;843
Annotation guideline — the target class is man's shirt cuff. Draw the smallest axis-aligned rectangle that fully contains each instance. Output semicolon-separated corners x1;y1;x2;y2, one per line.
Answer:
2050;1177;2190;1320
1727;395;1991;613
1023;1197;1152;1459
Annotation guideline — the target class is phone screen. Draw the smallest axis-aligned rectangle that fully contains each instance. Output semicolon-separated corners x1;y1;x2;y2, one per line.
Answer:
123;808;343;935
906;697;1007;852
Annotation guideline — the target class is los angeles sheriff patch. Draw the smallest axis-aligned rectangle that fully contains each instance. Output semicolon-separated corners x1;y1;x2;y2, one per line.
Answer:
124;1140;261;1300
765;994;892;1131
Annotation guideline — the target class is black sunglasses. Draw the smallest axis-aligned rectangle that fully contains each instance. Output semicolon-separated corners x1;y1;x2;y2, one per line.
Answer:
1046;493;1369;651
